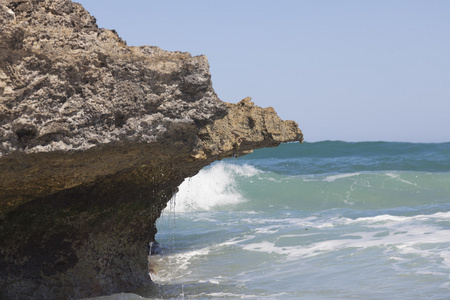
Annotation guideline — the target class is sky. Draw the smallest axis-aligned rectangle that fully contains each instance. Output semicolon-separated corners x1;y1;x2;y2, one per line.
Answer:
76;0;450;143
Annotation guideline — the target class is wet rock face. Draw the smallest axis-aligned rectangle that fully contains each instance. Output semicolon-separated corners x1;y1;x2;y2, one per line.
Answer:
0;0;303;299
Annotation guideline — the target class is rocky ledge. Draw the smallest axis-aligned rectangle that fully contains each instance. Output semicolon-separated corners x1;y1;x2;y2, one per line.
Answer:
0;0;303;299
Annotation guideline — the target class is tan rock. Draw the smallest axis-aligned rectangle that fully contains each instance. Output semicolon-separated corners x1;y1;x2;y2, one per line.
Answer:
0;1;303;299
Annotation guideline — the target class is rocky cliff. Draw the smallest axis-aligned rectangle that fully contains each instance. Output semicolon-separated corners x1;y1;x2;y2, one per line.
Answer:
0;0;303;299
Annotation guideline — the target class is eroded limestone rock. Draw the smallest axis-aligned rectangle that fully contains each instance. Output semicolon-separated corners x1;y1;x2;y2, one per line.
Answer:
0;0;303;299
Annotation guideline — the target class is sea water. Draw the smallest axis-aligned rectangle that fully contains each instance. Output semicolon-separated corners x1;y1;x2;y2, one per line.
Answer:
95;141;450;299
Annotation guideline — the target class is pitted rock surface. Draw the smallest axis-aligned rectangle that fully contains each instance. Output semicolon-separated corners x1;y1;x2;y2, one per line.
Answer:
0;1;303;299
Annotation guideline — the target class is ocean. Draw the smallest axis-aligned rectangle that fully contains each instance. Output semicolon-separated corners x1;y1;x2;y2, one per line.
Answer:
93;141;450;299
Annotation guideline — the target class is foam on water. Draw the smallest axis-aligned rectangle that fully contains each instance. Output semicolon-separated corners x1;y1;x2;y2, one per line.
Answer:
100;142;450;299
151;206;450;297
150;247;211;283
165;162;259;212
242;212;450;263
87;294;145;300
322;172;361;182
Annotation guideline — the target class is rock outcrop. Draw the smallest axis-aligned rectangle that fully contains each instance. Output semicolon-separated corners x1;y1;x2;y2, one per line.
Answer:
0;0;303;299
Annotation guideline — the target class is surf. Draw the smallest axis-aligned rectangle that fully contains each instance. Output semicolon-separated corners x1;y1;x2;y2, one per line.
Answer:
91;141;450;299
151;141;450;299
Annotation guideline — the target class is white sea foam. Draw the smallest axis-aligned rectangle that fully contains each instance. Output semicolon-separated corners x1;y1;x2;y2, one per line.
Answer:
244;226;450;264
199;292;260;298
198;291;290;299
241;211;450;271
302;172;361;183
86;293;146;300
166;162;259;212
150;235;255;284
150;247;211;283
198;278;220;284
385;172;417;186
323;173;360;182
353;210;450;225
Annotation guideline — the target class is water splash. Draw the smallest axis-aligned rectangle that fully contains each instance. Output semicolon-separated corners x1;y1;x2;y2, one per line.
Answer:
163;162;259;212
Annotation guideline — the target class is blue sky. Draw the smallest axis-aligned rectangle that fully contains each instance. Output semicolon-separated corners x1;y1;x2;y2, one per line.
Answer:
77;1;450;142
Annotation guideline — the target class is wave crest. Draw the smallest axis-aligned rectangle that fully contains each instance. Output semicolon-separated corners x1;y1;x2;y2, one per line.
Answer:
167;162;260;212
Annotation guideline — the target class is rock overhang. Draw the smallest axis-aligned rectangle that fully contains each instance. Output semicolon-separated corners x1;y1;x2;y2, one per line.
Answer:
0;0;303;299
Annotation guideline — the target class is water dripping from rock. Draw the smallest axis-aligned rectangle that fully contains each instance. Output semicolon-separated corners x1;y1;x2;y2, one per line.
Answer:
148;186;179;281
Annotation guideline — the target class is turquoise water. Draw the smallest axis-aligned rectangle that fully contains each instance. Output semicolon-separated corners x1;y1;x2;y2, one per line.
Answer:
97;141;450;299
